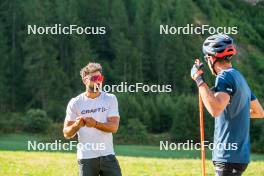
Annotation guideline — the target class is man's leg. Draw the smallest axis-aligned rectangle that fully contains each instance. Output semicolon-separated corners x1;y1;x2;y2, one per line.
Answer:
100;155;122;176
213;161;248;176
78;158;100;176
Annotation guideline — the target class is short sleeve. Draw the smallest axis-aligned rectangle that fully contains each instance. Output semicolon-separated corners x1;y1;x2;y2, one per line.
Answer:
65;98;78;121
107;95;120;117
251;91;257;101
214;73;235;96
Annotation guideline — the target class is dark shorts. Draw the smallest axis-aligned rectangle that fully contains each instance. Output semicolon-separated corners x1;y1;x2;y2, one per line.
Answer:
213;161;248;176
78;154;122;176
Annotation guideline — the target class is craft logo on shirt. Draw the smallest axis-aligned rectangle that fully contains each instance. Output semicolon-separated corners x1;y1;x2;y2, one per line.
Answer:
81;107;108;114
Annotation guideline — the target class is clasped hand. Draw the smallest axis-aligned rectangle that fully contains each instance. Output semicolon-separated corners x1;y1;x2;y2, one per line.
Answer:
74;116;97;128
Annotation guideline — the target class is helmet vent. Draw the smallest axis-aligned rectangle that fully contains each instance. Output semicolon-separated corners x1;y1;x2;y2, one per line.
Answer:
213;44;223;48
224;40;232;44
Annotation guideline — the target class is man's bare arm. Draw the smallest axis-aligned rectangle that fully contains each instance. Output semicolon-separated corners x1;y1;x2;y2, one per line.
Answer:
95;116;120;133
250;99;264;118
199;83;230;117
63;117;85;139
85;116;120;133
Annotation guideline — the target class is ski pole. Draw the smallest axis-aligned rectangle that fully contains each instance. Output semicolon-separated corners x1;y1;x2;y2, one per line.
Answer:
199;94;206;176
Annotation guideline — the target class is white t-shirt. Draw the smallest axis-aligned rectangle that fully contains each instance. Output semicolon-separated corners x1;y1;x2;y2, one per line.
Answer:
65;91;119;159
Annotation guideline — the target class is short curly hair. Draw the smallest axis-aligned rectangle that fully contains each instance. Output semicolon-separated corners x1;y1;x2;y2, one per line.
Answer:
80;62;102;79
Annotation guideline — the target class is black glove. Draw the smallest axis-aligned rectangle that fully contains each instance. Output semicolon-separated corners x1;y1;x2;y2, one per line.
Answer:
191;59;205;87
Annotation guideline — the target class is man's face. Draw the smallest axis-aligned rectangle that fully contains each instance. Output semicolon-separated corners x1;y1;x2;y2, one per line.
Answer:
204;55;217;76
83;71;104;92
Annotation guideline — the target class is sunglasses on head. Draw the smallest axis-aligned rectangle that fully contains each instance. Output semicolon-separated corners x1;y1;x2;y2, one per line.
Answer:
86;75;104;82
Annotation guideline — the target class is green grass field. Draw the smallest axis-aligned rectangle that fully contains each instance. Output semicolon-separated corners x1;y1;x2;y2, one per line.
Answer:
0;134;263;176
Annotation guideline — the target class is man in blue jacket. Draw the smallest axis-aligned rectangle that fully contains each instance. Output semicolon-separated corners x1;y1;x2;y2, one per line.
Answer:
191;33;264;176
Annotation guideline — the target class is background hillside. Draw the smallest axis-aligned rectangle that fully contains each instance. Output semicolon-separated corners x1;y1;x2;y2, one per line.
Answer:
0;0;263;151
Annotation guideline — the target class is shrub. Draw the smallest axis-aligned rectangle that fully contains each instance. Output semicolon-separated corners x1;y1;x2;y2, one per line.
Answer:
46;100;66;122
170;94;214;142
115;118;148;144
24;109;52;133
0;113;27;133
251;120;264;153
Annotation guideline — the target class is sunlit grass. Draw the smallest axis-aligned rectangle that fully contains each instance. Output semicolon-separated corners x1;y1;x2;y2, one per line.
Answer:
0;133;263;176
0;151;263;176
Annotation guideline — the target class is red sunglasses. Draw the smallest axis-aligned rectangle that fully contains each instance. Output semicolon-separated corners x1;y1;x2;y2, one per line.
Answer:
89;75;104;82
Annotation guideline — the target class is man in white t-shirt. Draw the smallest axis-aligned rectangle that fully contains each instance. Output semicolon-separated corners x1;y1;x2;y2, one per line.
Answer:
63;62;122;176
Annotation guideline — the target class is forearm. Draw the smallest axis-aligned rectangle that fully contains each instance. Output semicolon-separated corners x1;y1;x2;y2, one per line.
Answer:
94;121;118;133
250;109;264;118
63;124;80;138
250;99;264;118
199;83;222;117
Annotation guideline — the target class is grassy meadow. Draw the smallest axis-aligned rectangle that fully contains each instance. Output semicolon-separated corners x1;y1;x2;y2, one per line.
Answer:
0;134;263;176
